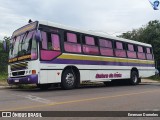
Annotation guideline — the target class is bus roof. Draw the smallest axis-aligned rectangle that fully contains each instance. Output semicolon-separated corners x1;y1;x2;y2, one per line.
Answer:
39;20;151;47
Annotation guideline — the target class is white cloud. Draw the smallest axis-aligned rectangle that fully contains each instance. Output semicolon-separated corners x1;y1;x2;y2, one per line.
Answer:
0;0;159;40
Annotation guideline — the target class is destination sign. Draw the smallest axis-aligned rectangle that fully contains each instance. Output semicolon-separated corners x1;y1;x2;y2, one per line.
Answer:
9;55;31;63
12;21;38;38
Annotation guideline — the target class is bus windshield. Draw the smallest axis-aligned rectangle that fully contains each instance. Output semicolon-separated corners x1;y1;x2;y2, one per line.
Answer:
9;30;37;61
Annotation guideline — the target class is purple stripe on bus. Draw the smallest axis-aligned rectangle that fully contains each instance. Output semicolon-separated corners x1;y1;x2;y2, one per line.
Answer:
8;75;38;85
41;59;154;67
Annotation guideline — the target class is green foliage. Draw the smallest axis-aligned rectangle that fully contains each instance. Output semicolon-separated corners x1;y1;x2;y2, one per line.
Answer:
0;72;8;81
119;20;160;66
15;84;36;89
149;75;160;81
0;37;10;76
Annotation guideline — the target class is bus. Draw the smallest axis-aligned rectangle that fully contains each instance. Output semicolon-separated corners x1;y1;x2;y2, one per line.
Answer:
7;21;155;90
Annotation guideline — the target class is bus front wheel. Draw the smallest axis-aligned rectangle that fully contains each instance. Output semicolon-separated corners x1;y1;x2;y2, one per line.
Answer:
61;69;76;90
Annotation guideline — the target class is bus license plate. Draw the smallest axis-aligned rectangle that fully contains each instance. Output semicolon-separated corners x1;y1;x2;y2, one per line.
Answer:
15;80;19;83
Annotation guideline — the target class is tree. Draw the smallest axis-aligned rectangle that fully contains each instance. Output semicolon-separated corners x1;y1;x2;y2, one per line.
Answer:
0;36;10;74
118;20;160;67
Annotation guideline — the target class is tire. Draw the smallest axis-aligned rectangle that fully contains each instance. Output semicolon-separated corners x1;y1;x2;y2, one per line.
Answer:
37;84;51;90
130;71;139;85
61;69;76;90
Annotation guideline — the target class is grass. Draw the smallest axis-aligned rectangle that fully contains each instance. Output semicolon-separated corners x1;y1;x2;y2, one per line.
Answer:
0;73;8;86
0;73;7;80
148;75;160;81
14;84;37;89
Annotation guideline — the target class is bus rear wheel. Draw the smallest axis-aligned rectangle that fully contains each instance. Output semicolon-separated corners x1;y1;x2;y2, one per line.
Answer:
130;71;139;85
61;69;76;90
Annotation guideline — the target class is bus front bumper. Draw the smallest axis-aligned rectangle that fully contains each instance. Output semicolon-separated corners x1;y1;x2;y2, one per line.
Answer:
7;74;38;85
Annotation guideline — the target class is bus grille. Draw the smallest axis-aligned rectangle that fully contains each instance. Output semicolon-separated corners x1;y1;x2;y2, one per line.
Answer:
11;62;28;71
12;71;25;76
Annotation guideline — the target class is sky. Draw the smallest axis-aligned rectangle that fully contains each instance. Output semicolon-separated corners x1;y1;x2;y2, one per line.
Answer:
0;0;159;40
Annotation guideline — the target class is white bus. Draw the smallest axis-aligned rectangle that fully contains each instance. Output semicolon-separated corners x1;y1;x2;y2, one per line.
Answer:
7;21;155;90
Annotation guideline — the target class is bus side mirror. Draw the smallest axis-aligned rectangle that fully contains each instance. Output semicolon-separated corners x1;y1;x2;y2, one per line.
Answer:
35;30;42;42
3;40;7;51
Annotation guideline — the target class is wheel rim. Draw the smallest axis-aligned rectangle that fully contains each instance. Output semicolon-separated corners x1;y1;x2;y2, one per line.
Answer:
66;73;75;86
133;74;138;83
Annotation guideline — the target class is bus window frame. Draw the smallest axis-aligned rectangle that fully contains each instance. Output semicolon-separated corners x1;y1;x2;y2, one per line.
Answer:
98;38;114;57
126;43;137;59
146;47;154;60
64;31;82;54
40;30;61;51
39;29;62;61
114;41;127;58
82;34;100;55
137;45;146;60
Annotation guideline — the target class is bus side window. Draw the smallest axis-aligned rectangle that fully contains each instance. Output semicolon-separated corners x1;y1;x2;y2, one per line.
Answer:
146;47;151;54
128;44;134;51
51;34;60;51
146;47;153;60
137;46;146;60
116;42;123;50
99;39;112;48
99;39;114;56
67;33;77;43
115;41;126;58
41;31;47;49
138;46;143;52
85;36;95;45
83;36;99;55
64;32;82;53
127;44;137;59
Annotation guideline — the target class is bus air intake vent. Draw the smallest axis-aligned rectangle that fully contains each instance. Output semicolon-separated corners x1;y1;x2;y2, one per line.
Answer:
11;62;28;71
12;71;25;76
